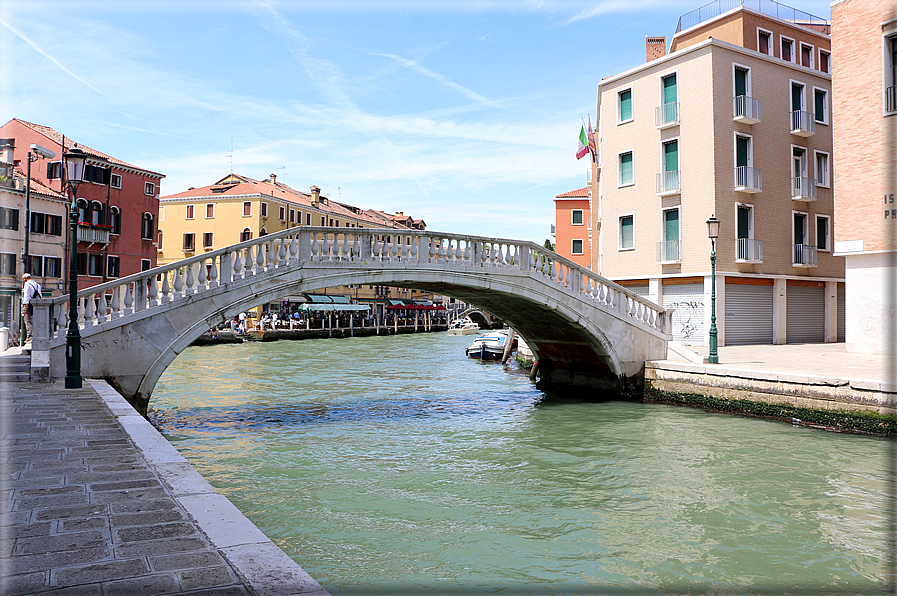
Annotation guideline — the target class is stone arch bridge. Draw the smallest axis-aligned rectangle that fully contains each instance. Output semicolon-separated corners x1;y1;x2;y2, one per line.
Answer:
31;227;671;414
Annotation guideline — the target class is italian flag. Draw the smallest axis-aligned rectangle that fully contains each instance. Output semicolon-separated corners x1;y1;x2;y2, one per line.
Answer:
576;125;589;160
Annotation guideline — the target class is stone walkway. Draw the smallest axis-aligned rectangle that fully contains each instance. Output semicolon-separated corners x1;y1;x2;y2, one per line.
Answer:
1;379;329;596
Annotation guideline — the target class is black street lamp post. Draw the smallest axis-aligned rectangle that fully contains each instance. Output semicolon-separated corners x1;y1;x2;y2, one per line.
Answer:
64;148;87;389
706;215;720;365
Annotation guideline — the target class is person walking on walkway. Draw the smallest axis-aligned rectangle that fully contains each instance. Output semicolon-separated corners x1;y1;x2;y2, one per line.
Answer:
21;273;42;344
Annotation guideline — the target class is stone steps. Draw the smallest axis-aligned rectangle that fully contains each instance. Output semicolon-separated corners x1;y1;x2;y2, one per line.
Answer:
0;349;31;382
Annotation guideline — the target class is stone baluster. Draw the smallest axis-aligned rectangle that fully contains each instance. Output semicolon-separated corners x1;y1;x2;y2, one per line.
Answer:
198;261;208;288
56;302;67;338
232;250;243;279
321;234;331;261
160;272;171;304
244;247;254;277
352;234;360;261
149;275;159;305
428;238;436;262
123;283;134;315
209;259;218;288
172;268;183;300
278;239;287;265
267;242;276;269
311;233;320;261
435;239;444;261
256;243;266;272
77;296;86;325
289;235;299;263
110;286;121;320
97;293;109;324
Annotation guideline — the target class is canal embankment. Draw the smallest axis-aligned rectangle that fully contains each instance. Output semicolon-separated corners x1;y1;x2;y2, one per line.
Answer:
0;379;330;596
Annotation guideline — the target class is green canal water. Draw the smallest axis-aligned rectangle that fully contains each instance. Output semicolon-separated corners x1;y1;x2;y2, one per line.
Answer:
149;333;890;595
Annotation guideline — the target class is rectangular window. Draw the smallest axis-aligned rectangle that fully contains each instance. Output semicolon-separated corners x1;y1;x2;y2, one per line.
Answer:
243;202;252;217
307;213;311;225
815;151;830;187
572;209;584;225
619;152;633;186
781;37;794;62
85;164;111;185
261;202;268;217
279;206;286;220
145;182;155;195
0;253;14;275
46;162;63;179
186;204;194;219
159;206;165;221
737;204;752;240
793;212;808;246
663;208;679;244
791;82;805;112
141;259;152;272
76;253;87;276
662;73;677;104
619;89;633;122
31;256;44;277
619;215;634;250
814;88;828;124
818;50;830;74
290;209;296;223
664;140;678;171
758;29;771;56
183;233;195;251
571;239;584;255
816;215;830;251
734;65;750;98
30;212;46;234
800;43;813;68
203;232;214;248
111;174;122;188
0;207;19;230
110;209;121;235
206;203;215;218
48;214;63;236
88;254;104;277
107;256;120;279
46;257;62;278
141;214;154;240
321;216;326;226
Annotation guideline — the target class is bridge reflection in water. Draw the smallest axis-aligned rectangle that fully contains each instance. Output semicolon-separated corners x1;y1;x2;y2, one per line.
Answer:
32;227;671;413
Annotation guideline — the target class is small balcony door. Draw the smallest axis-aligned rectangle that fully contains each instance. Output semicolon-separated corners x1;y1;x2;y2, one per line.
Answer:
664;140;678;173
660;208;680;262
793;147;806;179
663;73;677;105
794;212;807;247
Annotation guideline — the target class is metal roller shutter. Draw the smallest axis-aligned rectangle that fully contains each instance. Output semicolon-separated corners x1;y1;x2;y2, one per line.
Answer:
725;283;773;345
626;285;649;298
837;286;845;342
663;283;705;344
786;285;825;343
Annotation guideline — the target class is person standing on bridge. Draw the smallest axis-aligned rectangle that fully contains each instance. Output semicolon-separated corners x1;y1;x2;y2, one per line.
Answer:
21;273;42;344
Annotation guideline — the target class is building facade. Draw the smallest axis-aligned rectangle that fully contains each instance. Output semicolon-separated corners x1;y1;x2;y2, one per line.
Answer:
553;187;592;268
0;119;165;293
830;0;897;355
590;1;843;346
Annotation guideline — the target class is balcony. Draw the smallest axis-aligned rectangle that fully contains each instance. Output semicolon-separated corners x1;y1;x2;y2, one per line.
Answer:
655;102;679;129
656;240;681;264
657;170;680;196
790;110;816;136
792;176;817;201
793;243;817;267
736;238;763;263
733;95;761;124
887;86;897;114
734;166;762;193
77;223;110;246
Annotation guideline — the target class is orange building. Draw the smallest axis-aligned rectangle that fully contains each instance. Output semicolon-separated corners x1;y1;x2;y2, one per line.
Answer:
553;187;591;268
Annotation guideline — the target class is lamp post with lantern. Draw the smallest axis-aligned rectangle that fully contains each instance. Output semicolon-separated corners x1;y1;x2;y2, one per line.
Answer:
706;214;720;365
64;148;87;389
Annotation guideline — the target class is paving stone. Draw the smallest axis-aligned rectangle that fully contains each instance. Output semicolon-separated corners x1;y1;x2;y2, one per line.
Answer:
89;463;145;473
0;510;31;526
149;551;225;572
14;530;108;555
0;570;48;594
9;476;66;489
29;584;103;596
4;521;52;538
0;537;14;557
111;509;184;528
114;522;197;543
23;460;84;471
15;493;90;510
86;439;131;446
89;487;168;504
114;536;209;558
60;516;109;532
178;565;237;591
54;557;150;586
101;573;179;596
66;470;155;484
17;485;85;498
88;479;162;492
182;587;251;596
34;503;109;521
110;499;178;514
3;546;110;575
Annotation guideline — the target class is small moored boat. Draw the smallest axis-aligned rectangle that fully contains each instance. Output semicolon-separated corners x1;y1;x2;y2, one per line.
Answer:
448;318;481;335
465;333;507;360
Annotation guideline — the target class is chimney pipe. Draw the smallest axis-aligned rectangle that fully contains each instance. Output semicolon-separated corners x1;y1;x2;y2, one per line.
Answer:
269;173;276;184
646;36;666;62
311;186;321;206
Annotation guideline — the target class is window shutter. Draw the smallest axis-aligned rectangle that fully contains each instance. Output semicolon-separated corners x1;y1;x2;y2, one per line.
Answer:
620;90;632;121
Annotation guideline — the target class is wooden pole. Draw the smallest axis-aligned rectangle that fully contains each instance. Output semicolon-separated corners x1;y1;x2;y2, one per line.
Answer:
501;328;515;364
529;359;539;381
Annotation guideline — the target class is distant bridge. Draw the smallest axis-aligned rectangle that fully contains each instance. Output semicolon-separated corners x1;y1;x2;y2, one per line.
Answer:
31;227;671;414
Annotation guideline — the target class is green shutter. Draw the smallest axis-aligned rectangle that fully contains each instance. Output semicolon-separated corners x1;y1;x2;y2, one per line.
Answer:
664;141;678;172
735;68;747;97
621;216;633;248
736;136;749;168
737;206;750;239
791;84;802;111
620;152;633;185
620;90;632;121
663;74;677;104
664;210;679;243
814;90;825;122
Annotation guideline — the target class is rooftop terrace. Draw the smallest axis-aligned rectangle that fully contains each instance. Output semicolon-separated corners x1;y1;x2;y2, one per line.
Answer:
675;0;830;35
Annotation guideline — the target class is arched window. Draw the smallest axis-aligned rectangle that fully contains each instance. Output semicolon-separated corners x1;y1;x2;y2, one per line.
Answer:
240;228;252;242
259;228;268;237
77;199;88;223
156;229;163;249
109;206;121;235
141;213;154;240
90;201;104;225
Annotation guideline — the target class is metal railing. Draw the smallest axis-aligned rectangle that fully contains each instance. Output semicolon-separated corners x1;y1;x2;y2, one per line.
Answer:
736;238;763;262
34;227;671;346
656;102;679;127
733;95;761;122
676;0;829;34
77;225;110;244
790;110;816;136
657;170;681;195
657;240;681;263
734;166;762;192
887;86;897;114
792;176;817;200
793;243;817;266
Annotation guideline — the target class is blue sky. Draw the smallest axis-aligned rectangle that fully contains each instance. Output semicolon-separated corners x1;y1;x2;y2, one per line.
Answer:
0;0;832;242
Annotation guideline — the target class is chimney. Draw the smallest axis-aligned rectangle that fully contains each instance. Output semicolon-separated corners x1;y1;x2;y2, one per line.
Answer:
310;186;321;206
269;173;276;184
646;37;666;62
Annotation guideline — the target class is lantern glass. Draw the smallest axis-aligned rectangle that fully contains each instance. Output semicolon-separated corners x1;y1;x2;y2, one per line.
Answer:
706;215;720;240
64;149;87;189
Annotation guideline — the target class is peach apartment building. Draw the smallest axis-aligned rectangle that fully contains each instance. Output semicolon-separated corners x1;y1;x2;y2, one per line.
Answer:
830;0;897;355
553;187;592;268
590;0;843;346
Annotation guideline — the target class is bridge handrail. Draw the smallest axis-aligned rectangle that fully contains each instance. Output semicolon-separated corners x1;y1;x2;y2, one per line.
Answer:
33;226;670;343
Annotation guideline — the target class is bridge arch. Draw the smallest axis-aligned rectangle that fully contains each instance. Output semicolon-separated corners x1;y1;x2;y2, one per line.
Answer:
32;228;670;414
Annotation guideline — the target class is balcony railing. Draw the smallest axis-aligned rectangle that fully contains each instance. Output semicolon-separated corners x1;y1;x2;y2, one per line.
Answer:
657;240;681;263
657;170;681;195
793;243;817;266
887;86;897;114
792;176;817;201
676;0;829;35
77;224;110;245
734;166;762;193
790;110;816;136
733;95;761;124
736;238;763;262
656;102;679;128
